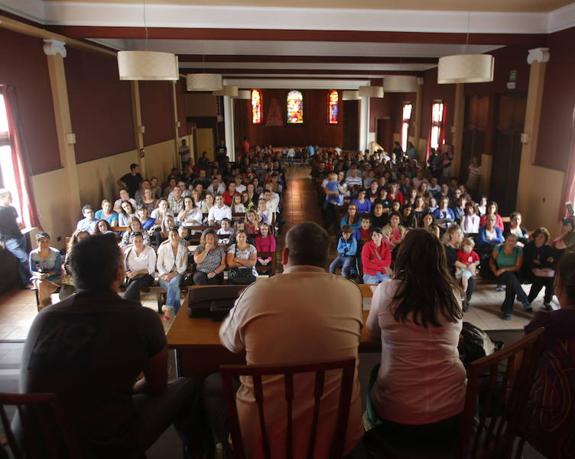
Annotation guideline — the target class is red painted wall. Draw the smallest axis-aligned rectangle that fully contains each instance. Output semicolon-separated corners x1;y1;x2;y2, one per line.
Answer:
65;47;135;163
236;89;344;146
536;27;575;171
421;67;456;146
140;81;175;146
0;28;60;174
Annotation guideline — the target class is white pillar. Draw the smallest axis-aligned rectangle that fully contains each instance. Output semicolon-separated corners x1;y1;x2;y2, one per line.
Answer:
223;95;235;161
359;97;369;152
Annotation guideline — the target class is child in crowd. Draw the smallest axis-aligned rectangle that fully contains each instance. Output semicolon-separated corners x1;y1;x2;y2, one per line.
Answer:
355;217;372;245
217;218;234;246
255;223;276;267
455;238;480;304
329;226;357;278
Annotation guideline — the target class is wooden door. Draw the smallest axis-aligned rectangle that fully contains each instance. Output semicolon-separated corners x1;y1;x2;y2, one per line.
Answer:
196;128;215;161
489;94;526;215
376;118;392;152
461;95;490;180
343;100;359;151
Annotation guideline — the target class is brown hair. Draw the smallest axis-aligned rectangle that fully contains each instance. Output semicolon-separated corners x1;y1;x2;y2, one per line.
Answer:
393;229;462;327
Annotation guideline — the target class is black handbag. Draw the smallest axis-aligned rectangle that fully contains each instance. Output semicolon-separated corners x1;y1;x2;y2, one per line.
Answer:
188;285;245;321
228;268;256;285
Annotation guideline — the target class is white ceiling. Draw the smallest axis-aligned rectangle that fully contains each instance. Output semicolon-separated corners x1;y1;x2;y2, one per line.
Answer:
40;0;573;13
1;0;574;84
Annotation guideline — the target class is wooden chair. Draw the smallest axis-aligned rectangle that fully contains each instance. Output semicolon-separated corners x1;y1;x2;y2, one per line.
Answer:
220;358;356;459
458;327;545;459
0;392;81;459
256;252;276;276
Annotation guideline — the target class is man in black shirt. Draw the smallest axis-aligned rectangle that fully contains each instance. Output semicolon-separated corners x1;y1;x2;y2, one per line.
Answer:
118;163;143;198
0;189;30;287
18;234;201;457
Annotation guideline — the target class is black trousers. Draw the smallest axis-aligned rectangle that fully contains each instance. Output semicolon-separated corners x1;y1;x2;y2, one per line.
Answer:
124;274;155;302
527;276;554;304
133;377;207;455
193;271;223;285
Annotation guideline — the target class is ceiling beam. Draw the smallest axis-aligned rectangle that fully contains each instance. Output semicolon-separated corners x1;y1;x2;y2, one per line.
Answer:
177;55;439;64
48;26;547;46
179;68;424;76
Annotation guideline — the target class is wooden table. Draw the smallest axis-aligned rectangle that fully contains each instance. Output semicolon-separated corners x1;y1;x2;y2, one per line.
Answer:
167;284;380;377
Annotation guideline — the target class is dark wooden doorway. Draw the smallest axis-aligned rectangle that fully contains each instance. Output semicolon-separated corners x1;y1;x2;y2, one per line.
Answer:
461;95;491;182
343;100;359;150
489;94;527;215
376;118;392;152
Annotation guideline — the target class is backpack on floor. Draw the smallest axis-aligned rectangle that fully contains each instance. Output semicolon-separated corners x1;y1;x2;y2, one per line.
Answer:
458;322;500;365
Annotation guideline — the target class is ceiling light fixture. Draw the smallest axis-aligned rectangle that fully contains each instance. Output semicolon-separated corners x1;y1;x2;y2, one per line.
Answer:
358;86;384;98
437;9;494;84
383;76;419;92
342;90;360;100
117;0;179;81
213;85;239;97
237;90;252;100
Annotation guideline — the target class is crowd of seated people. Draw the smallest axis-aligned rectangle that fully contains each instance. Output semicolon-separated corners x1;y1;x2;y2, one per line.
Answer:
35;154;285;317
312;146;575;320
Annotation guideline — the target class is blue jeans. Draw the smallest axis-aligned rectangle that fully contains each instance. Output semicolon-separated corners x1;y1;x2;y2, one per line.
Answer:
4;236;31;286
159;274;182;313
329;255;355;278
363;272;389;284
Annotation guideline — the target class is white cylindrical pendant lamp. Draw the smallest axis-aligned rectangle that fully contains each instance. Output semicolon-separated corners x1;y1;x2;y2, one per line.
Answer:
117;51;179;81
437;54;495;84
213;85;239;97
237;90;252;100
342;90;360;100
186;73;223;91
383;76;418;92
358;86;384;98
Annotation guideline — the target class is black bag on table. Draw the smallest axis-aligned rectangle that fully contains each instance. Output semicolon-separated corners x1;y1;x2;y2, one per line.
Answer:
228;267;256;285
188;285;245;321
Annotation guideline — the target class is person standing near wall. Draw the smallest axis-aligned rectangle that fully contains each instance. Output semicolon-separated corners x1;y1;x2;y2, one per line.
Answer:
0;189;31;288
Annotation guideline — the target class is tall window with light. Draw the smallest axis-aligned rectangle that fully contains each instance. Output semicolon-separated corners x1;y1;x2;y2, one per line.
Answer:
251;89;263;125
328;90;339;124
286;90;303;124
430;101;445;150
401;103;413;151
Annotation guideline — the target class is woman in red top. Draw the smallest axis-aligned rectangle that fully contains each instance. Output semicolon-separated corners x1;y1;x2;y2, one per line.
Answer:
387;183;405;206
361;228;392;284
255;223;276;266
479;201;504;231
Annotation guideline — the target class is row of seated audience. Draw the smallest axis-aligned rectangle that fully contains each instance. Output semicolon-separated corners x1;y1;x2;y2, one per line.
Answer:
18;154;284;317
314;149;575;320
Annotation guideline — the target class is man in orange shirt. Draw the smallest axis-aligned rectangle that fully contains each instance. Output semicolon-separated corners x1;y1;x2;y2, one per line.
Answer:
205;222;364;458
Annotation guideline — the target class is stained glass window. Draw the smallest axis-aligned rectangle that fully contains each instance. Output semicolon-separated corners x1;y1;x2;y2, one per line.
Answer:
251;89;263;124
328;90;339;124
286;90;303;124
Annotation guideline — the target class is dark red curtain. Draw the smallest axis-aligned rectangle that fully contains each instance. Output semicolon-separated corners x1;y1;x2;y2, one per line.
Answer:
2;86;40;228
561;106;575;218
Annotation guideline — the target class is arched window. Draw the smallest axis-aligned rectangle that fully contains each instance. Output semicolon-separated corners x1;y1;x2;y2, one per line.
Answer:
286;90;303;124
328;90;339;124
251;89;263;124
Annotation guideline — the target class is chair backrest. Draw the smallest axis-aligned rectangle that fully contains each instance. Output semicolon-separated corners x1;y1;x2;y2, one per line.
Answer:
458;327;545;459
220;358;356;459
0;392;81;459
255;252;276;276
